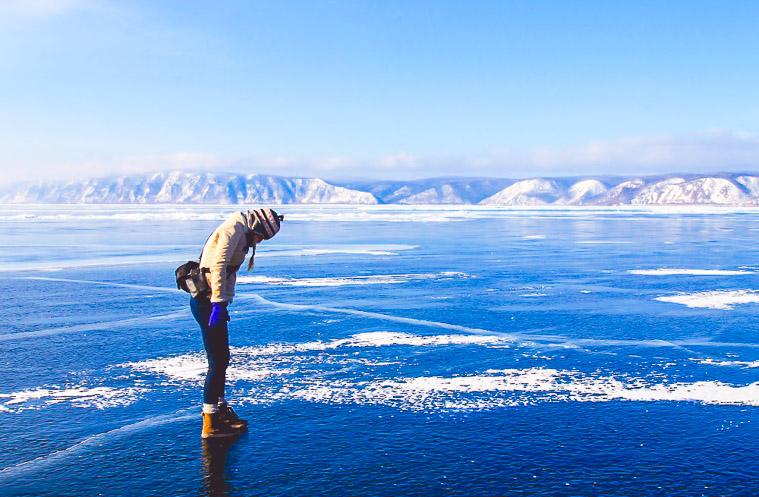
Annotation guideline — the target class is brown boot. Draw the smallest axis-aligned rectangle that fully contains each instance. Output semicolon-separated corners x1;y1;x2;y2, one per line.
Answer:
219;403;248;430
201;412;240;439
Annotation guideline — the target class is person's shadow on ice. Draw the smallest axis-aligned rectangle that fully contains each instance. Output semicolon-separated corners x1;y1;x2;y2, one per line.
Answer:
200;435;242;497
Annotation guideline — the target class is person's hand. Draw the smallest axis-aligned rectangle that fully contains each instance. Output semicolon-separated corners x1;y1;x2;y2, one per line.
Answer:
208;302;230;327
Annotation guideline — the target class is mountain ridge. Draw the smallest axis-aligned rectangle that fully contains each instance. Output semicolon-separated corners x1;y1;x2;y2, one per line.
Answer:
2;171;758;205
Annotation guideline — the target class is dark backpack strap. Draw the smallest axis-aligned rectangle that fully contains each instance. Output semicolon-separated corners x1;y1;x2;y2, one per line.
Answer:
198;232;214;262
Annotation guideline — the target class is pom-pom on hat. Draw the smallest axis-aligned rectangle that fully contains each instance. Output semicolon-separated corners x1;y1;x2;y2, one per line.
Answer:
249;208;283;240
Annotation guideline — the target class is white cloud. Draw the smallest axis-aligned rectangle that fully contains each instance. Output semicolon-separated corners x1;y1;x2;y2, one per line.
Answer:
266;130;759;179
0;0;96;18
109;152;224;172
0;152;226;185
352;130;759;179
529;130;759;172
377;153;422;170
2;130;759;185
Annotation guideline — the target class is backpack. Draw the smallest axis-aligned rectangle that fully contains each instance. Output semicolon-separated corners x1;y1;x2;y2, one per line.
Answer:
175;235;212;298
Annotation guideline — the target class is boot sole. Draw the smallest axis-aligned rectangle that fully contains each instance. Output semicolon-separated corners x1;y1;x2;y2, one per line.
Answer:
201;431;239;439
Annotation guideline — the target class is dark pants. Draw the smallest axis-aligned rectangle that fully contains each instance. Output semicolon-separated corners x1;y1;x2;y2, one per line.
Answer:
190;297;230;405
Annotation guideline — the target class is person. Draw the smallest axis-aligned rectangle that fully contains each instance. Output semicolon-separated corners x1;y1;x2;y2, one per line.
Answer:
190;207;283;438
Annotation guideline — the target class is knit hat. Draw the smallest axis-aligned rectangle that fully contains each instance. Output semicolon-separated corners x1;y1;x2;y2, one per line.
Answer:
248;208;283;240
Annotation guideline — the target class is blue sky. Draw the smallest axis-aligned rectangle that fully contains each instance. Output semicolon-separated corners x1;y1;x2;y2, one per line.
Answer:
2;0;759;183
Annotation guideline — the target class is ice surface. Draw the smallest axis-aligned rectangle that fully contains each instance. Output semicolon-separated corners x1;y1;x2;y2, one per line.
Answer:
3;203;758;224
0;409;196;480
3;204;759;495
0;244;418;271
0;310;186;341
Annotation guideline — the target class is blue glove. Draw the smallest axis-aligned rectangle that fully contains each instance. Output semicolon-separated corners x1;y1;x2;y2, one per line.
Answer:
208;302;230;328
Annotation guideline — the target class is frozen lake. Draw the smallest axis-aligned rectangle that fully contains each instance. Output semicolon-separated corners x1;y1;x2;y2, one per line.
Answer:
1;204;758;496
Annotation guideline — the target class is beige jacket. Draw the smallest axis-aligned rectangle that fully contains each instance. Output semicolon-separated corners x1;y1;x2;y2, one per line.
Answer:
199;211;256;303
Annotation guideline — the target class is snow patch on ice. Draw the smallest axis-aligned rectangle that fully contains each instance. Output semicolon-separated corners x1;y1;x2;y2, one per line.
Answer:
656;290;759;310
0;386;144;412
237;272;470;287
120;331;759;412
272;368;759;411
260;244;418;257
629;268;753;276
122;353;291;384
691;358;759;368
16;328;759;416
576;240;633;245
233;331;508;356
120;332;510;385
332;331;505;348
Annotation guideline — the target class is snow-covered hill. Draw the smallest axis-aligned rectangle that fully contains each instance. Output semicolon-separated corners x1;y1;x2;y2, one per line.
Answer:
341;178;513;205
480;179;562;206
588;176;757;206
559;179;608;205
1;172;378;204
481;174;758;206
1;171;758;205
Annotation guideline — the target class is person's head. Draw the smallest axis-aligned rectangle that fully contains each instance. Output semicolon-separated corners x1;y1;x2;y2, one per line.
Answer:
249;208;284;242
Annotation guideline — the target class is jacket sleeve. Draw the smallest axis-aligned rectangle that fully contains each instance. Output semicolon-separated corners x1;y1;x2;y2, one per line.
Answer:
226;271;237;304
208;224;240;303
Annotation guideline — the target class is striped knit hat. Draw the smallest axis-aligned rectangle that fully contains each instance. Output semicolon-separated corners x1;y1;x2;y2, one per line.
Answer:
248;208;283;240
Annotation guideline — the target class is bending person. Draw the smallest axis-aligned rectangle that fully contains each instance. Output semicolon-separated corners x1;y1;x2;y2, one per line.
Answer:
191;207;283;438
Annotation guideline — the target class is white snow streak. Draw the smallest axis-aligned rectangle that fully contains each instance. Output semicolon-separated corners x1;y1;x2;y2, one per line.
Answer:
656;290;759;310
0;386;144;412
236;272;469;287
629;268;753;276
244;368;759;411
